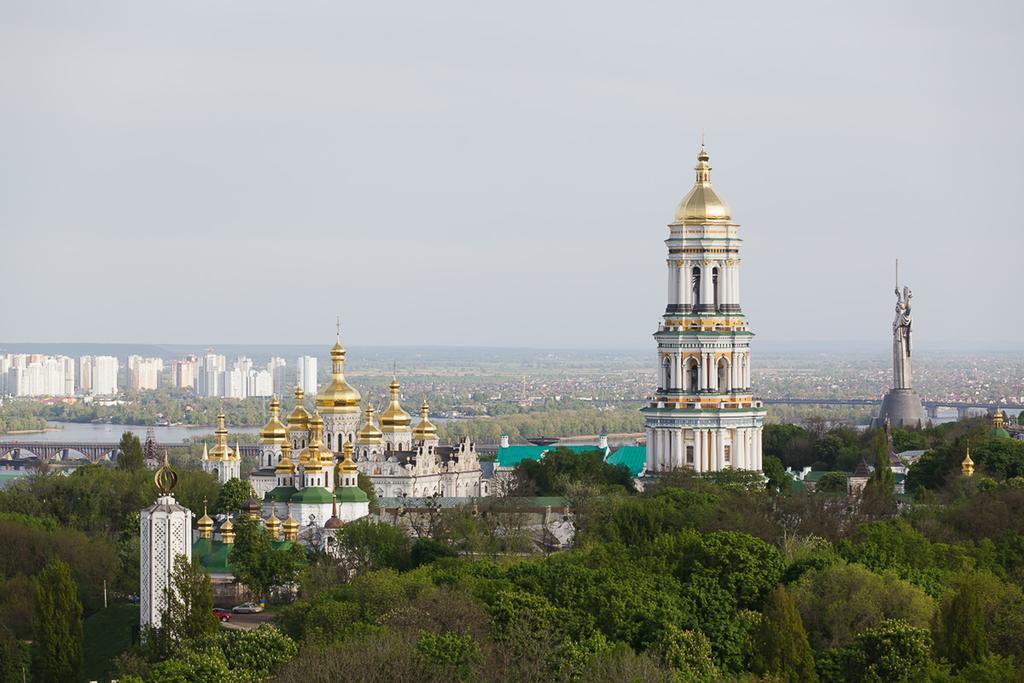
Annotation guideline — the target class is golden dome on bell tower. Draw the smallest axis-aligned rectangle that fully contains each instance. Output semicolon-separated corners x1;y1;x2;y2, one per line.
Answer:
412;400;438;442
674;145;732;225
379;376;412;433
316;331;362;415
260;395;288;444
287;385;311;433
356;403;383;445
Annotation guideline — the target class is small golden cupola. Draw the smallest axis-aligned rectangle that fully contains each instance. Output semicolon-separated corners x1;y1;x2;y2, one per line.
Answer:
197;498;214;540
962;446;975;477
299;413;325;470
283;503;299;541
286;385;311;434
275;441;296;474
316;334;362;415
219;517;235;544
413;400;438;443
260;395;288;444
265;505;282;540
208;414;237;461
379;376;412;433
356;403;383;445
674;145;732;225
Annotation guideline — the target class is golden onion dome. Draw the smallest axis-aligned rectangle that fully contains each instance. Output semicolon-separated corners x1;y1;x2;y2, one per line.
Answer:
208;413;237;461
412;400;438;442
283;504;299;540
275;442;296;474
260;395;288;444
265;510;281;539
674;145;732;225
197;498;214;539
219;517;235;544
287;385;311;432
316;336;362;414
356;404;383;445
379;376;412;433
338;442;358;475
962;447;975;477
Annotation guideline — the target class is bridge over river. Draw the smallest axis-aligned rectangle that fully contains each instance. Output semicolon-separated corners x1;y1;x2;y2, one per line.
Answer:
762;398;1024;419
0;441;262;466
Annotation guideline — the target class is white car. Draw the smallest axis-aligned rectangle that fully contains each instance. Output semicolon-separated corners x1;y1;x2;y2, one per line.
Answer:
231;602;264;614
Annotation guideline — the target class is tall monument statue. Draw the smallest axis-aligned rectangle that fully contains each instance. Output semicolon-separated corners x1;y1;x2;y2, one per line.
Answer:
893;283;913;389
874;261;926;429
140;451;193;632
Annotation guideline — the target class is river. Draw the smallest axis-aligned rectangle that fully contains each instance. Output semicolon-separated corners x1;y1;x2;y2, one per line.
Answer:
3;422;261;444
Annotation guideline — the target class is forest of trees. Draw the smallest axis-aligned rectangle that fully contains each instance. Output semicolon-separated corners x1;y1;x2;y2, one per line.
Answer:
1;415;1023;681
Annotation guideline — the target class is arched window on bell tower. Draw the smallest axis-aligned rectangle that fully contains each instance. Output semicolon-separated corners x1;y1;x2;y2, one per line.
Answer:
712;267;720;310
688;358;700;393
718;358;730;392
691;267;701;308
662;356;671;391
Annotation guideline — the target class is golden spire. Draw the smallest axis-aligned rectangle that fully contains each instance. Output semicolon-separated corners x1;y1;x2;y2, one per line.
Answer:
154;450;178;495
208;414;236;461
287;385;311;432
962;446;975;477
197;497;213;539
283;503;299;541
275;440;296;474
412;400;438;442
201;442;209;461
317;326;361;415
356;403;383;445
338;441;358;475
260;395;288;444
265;504;281;540
674;144;732;224
379;375;412;433
994;410;1005;429
220;517;235;544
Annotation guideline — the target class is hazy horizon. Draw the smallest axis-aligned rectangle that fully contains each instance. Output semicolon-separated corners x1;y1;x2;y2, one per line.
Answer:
3;1;1022;348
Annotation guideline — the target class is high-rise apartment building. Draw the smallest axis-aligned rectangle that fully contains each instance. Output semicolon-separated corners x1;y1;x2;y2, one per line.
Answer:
269;357;288;396
90;356;120;395
174;356;197;390
1;354;76;396
297;355;318;396
129;356;163;391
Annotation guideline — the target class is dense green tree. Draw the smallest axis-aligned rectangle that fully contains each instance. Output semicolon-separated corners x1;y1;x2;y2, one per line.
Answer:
816;471;849;494
32;560;83;683
515;448;634;496
791;562;935;650
117;431;145;470
936;580;988;669
651;624;718;681
862;431;896;515
334;518;412;574
751;585;816;682
217;625;298;679
971;438;1024;480
216;478;255;515
147;555;217;658
850;619;932;683
229;517;307;600
763;455;792;493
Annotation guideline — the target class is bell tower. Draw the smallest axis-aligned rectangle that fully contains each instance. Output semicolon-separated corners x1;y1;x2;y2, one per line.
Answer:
641;144;766;473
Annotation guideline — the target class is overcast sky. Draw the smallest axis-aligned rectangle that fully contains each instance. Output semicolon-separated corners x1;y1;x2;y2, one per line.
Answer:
2;1;1022;350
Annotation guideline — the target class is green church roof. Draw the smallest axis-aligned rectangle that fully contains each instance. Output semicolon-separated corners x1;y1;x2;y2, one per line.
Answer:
290;487;335;504
606;446;646;477
496;445;548;468
336;486;369;503
265;486;298;503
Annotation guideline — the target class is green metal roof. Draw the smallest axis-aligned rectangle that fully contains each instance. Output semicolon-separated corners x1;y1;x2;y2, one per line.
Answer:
290;487;335;504
193;538;232;573
496;445;548;468
265;485;298;503
606;446;646;477
336;486;368;503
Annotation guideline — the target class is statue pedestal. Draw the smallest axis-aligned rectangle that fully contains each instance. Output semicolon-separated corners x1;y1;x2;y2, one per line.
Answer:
873;388;926;429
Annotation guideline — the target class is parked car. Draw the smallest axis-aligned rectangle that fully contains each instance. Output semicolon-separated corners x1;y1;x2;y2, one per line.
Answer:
231;602;264;614
212;608;232;622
